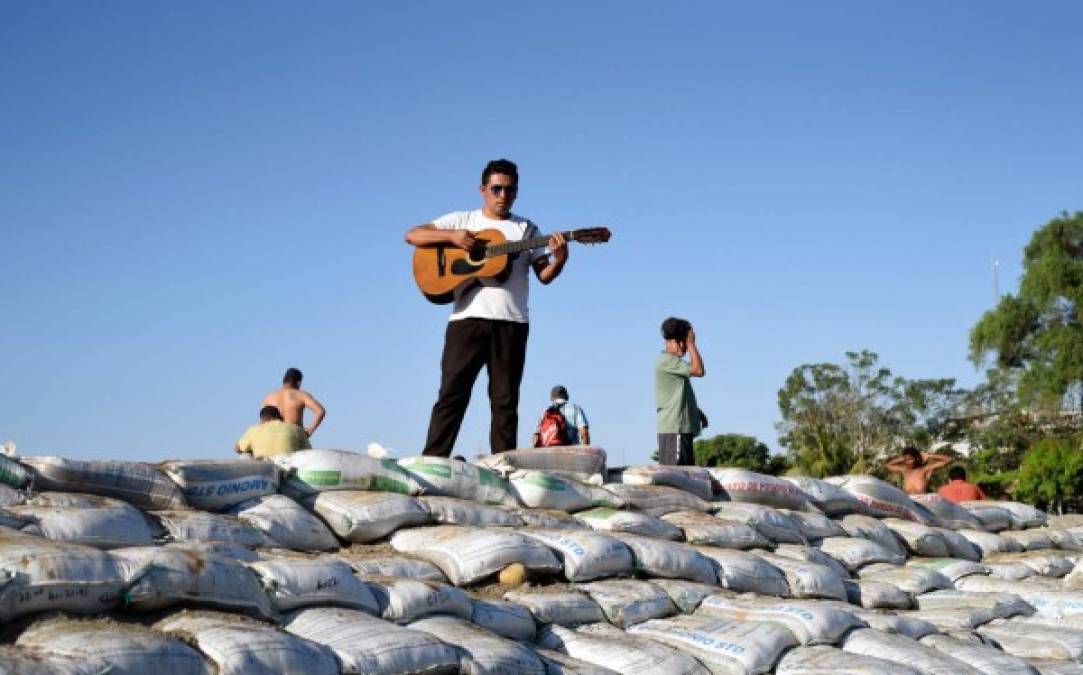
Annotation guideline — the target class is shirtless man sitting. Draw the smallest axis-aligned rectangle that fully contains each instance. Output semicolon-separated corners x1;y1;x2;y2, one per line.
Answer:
885;445;952;494
262;367;325;439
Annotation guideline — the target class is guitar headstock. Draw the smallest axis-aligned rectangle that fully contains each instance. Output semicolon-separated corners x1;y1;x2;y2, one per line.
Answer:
571;227;612;244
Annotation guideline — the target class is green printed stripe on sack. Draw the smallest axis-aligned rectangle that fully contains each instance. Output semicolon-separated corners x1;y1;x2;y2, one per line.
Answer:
371;476;412;494
297;470;343;486
408;462;452;479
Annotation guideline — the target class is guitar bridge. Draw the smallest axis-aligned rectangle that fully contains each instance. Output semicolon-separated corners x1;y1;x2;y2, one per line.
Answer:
437;246;446;277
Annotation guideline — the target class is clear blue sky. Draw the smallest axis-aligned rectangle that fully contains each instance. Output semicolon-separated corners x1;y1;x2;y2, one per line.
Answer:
3;2;1082;464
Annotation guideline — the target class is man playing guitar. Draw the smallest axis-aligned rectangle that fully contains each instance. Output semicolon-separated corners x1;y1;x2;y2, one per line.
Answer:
405;159;569;457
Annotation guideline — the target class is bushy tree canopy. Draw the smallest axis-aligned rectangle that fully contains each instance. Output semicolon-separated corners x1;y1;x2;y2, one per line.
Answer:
692;434;788;475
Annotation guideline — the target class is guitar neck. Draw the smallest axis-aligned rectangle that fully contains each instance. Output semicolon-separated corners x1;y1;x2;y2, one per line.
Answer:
485;231;573;257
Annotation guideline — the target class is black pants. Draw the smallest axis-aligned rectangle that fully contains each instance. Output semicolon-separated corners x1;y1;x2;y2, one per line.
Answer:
423;318;529;457
658;433;695;466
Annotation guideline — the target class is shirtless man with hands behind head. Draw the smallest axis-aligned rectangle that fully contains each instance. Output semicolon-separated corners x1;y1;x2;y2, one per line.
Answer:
262;367;326;439
885;445;952;495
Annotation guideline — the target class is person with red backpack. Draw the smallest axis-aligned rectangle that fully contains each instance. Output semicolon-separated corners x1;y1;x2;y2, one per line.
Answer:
532;385;590;447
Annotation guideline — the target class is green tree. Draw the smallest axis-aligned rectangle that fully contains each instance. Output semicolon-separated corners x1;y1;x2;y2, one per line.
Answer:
692;434;789;475
1014;436;1083;513
970;211;1083;408
776;350;963;477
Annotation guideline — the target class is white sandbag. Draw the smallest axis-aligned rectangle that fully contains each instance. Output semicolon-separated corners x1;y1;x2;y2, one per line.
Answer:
472;598;537;642
504;590;607;626
844;578;912;609
957;576;1083;618
410;615;547;674
276;449;420;496
783;509;847;541
0;483;22;507
907;557;991;582
576;579;677;628
23;456;186;509
0;454;32;488
629;613;798;674
151;509;268;548
391;525;562;585
0;532;126;621
1047;529;1083;552
785;476;867;517
1001;530;1056;551
398;455;517;505
959;528;1022;556
600;483;714;516
859;565;953;594
155;610;338;675
367;577;472;623
16;618;211;675
229;495;339;551
978;620;1083;661
755;551;848;600
661;509;771;548
160;459;278;512
538;623;709;675
165;541;260;562
713;502;807;544
283;607;460;674
934;527;983;561
959;504;1012;532
919;633;1040;675
848;609;938;639
696;594;865;644
830;475;928;522
609;532;718;584
649;579;720;613
248;558;379;613
910;494;984;530
514;507;590;529
907;606;997;631
883;518;952;558
964;501;1048;530
840;514;909;557
710;468;814;512
841;627;983;675
0;646;105;675
819;536;907;571
522;528;636;582
477;446;608;480
986;561;1036;580
1028;660;1083;675
420;495;524;527
915;589;1033;618
1015;553;1074;577
337;553;447;581
113;546;273;617
576;507;683;540
309;490;430;542
693;546;791;596
773;543;852;580
533;647;621;675
777;645;923;674
12;504;156;549
511;471;602;512
622;465;714;500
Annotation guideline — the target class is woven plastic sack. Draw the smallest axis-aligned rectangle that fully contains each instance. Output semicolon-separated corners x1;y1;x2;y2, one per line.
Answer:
958;528;1022;556
1001;529;1056;551
12;503;156;549
906;557;990;582
919;633;1038;675
848;609;937;639
909;493;983;530
152;509;268;548
978;620;1083;661
840;628;983;674
472;598;537;642
959;503;1012;532
0;454;32;488
476;446;607;481
858;564;953;595
915;589;1033;619
661;509;770;548
420;495;525;527
713;502;807;544
933;527;982;561
504;589;606;626
391;525;561;585
784;476;866;517
843;578;912;609
576;507;682;540
610;532;717;584
309;490;430;543
755;552;848;600
776;645;922;674
0;483;22;508
282;607;461;674
513;507;589;529
228;494;339;551
648;579;720;613
365;577;472;623
398;455;517;505
410;615;547;674
156;609;338;675
621;465;714;500
883;518;952;558
0;646;106;675
510;470;603;512
696;595;865;645
23;456;185;509
160;459;278;511
818;536;906;572
629;613;798;674
839;514;908;557
782;509;847;541
693;546;791;596
576;579;677;628
336;553;446;582
276;449;420;497
829;475;928;522
772;543;852;580
521;528;636;582
710;468;814;511
248;558;380;613
600;483;713;516
532;648;621;675
963;500;1047;530
537;623;709;675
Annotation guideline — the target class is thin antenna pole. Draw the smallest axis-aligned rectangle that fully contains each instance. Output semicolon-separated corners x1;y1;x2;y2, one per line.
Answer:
993;259;1000;299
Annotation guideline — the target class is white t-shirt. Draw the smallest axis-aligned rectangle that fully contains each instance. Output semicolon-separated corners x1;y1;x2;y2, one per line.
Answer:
432;209;545;323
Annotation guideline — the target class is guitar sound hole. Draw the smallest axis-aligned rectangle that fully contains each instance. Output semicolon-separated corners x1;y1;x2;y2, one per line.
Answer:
451;258;482;275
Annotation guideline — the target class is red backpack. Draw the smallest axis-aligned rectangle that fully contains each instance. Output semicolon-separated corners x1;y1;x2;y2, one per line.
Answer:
537;404;571;447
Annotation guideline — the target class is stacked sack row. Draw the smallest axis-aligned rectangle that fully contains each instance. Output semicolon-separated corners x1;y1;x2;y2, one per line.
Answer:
2;447;1083;673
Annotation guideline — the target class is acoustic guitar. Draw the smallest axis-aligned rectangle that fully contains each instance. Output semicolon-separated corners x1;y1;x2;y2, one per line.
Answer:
412;227;611;304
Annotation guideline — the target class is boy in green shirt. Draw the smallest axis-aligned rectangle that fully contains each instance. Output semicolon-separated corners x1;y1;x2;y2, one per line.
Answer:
655;317;708;465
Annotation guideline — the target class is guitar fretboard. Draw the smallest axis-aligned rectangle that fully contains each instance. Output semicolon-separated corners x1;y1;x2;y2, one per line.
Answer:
484;231;574;257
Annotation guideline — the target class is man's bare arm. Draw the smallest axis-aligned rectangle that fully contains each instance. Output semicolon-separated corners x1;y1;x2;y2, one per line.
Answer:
922;453;953;472
303;392;326;437
405;224;475;249
686;328;705;377
580;427;590;445
533;233;568;285
884;458;907;473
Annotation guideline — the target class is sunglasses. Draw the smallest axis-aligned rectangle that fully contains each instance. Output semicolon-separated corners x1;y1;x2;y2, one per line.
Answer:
488;184;518;196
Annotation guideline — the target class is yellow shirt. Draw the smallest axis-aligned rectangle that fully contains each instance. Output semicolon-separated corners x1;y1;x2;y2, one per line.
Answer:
236;420;311;459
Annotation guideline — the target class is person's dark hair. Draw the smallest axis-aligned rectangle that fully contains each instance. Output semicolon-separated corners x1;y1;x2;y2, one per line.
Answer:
259;405;283;421
661;317;692;342
901;445;923;465
283;367;303;386
481;159;518;186
948;465;967;481
551;385;569;401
